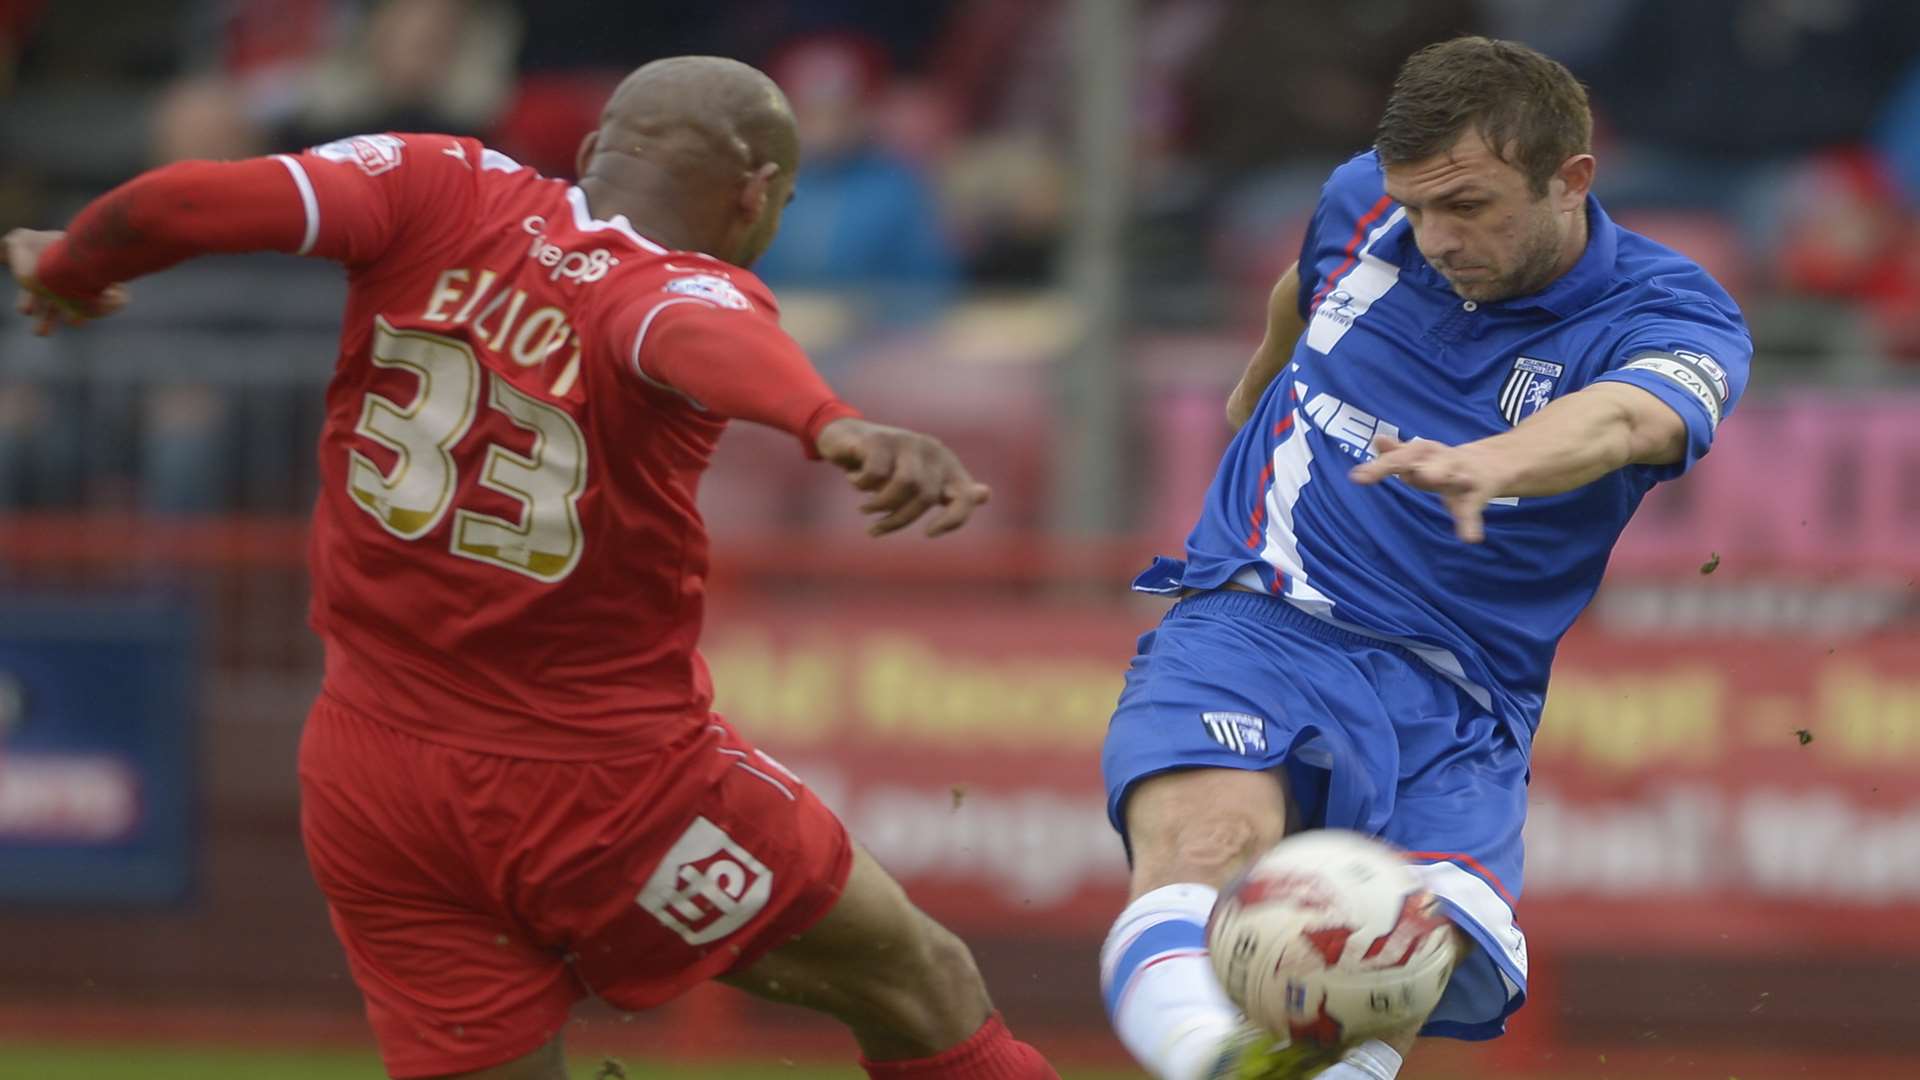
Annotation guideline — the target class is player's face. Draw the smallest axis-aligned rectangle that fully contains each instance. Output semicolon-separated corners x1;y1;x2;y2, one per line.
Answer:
1381;129;1588;303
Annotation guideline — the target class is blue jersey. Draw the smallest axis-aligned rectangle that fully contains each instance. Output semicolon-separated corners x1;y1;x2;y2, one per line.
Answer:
1161;151;1751;734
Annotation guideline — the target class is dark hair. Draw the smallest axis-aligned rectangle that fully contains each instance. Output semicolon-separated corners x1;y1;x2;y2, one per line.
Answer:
1376;36;1592;195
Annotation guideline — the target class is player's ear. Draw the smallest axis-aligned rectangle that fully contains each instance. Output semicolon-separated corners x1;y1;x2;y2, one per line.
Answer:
740;162;781;219
574;130;599;182
1554;153;1595;209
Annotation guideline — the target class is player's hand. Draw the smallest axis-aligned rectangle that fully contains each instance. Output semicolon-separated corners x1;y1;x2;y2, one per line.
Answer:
5;229;128;336
815;418;992;537
1349;433;1510;543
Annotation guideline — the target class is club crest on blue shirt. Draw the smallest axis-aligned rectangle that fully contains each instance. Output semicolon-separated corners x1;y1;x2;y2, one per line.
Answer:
1201;711;1267;755
1499;356;1564;425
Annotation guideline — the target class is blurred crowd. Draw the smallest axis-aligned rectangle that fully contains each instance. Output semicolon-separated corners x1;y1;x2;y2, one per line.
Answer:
8;0;1920;328
4;0;1920;515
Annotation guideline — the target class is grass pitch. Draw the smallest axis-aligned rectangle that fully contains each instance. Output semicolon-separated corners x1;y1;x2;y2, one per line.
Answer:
2;1037;1870;1079
0;1041;1152;1080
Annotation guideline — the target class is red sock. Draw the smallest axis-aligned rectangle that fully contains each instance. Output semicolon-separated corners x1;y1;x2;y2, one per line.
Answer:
860;1012;1060;1080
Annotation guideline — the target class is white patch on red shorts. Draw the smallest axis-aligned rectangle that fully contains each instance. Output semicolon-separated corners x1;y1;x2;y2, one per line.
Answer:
637;816;773;945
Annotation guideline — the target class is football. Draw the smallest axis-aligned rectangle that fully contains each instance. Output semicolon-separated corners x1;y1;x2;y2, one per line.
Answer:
1207;830;1456;1047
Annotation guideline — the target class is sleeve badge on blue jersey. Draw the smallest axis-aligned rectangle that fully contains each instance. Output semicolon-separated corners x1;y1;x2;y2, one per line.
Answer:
1499;356;1564;426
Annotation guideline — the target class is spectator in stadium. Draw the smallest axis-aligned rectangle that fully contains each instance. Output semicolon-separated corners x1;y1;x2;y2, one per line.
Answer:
939;131;1067;287
753;33;958;323
283;0;516;148
0;0;44;94
138;0;518;513
1577;0;1920;254
1168;0;1480;322
148;0;347;164
152;0;517;163
0;382;51;507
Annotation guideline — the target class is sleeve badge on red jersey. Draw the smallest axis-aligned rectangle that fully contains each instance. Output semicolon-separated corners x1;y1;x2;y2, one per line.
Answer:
664;274;752;311
312;134;406;176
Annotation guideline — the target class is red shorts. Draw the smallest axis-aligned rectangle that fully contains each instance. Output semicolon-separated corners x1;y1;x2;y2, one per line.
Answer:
298;693;853;1078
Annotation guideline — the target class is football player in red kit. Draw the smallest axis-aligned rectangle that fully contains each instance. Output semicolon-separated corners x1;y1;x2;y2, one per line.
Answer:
7;57;1059;1080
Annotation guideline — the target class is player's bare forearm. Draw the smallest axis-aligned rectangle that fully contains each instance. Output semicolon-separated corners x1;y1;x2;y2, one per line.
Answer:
1226;262;1306;430
1460;381;1688;498
1352;382;1688;542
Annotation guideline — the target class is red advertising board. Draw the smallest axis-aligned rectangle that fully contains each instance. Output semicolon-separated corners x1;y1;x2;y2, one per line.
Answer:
705;596;1140;935
705;593;1920;955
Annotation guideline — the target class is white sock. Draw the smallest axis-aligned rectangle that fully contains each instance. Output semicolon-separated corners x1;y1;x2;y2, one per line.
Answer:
1316;1039;1403;1079
1100;883;1242;1080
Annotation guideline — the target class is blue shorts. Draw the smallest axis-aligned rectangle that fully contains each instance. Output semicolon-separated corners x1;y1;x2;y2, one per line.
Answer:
1102;583;1530;1041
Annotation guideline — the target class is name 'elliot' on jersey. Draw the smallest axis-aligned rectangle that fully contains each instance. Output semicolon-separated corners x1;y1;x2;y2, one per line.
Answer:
1157;151;1751;733
264;133;859;760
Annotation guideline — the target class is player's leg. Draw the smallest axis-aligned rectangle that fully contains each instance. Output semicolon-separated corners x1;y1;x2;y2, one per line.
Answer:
1105;765;1325;1080
1099;590;1484;1080
1116;764;1468;1080
299;697;583;1080
1276;673;1529;1080
1096;594;1332;1080
1113;769;1474;1080
570;717;1059;1080
721;843;1058;1077
1343;690;1531;1079
1097;589;1336;1080
1123;764;1297;896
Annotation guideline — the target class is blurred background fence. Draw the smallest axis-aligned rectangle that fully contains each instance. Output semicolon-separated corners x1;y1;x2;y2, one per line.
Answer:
4;1;1920;1076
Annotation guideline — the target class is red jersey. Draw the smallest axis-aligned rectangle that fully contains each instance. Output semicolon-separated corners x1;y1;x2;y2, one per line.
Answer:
42;133;857;759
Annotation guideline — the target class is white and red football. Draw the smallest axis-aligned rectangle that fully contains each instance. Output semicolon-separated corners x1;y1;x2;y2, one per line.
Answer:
1207;830;1457;1046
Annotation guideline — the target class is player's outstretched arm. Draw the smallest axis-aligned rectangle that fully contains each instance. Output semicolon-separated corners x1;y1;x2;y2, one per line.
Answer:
1226;261;1306;431
5;157;323;335
1349;382;1686;542
633;300;989;538
814;417;992;537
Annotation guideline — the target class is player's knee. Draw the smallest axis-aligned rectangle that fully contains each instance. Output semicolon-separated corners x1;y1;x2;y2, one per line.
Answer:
1122;769;1291;894
1136;809;1283;892
1159;810;1282;887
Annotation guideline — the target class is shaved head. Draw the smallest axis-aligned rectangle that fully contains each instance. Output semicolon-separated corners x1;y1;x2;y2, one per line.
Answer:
576;56;801;266
600;56;799;180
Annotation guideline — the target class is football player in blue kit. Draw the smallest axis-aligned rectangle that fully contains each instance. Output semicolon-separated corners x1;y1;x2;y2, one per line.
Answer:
1097;37;1750;1080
